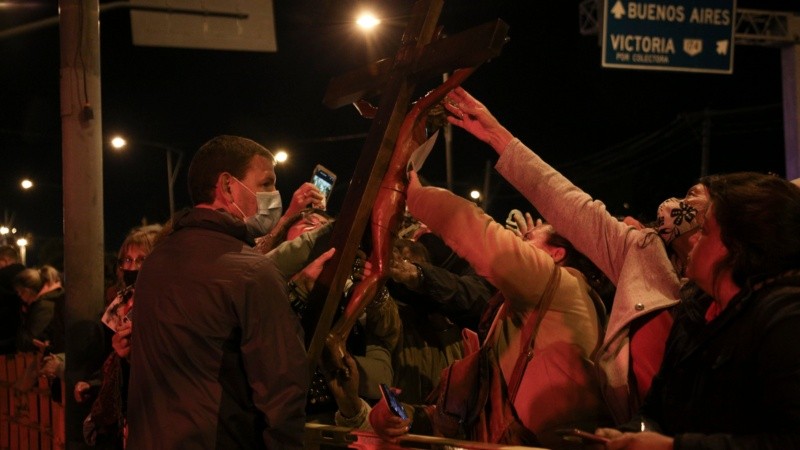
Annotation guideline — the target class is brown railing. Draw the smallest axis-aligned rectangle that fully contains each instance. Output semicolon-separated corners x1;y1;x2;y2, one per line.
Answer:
0;354;65;450
2;353;549;450
304;423;549;450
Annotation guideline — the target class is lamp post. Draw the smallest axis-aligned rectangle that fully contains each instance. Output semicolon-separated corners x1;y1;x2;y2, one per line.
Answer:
16;237;27;265
110;136;184;218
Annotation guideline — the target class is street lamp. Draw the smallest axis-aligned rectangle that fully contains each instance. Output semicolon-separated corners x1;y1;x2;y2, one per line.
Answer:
274;150;288;164
356;11;381;30
16;237;27;265
20;179;33;190
110;135;184;218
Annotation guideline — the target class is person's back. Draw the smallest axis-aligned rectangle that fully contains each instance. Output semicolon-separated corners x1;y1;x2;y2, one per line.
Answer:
14;265;64;353
0;245;25;353
127;135;309;449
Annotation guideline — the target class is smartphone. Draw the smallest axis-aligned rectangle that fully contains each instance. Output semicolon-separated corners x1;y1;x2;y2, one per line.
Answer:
311;164;337;206
555;428;610;445
379;383;409;420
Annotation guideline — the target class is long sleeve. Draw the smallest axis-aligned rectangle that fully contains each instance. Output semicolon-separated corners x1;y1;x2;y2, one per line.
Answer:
406;180;556;309
415;262;493;330
493;138;682;423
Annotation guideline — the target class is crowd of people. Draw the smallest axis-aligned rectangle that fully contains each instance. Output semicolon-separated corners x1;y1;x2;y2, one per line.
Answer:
2;87;800;450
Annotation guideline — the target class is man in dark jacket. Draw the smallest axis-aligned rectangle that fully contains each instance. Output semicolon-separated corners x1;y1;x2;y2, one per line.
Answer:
0;245;24;354
127;135;309;449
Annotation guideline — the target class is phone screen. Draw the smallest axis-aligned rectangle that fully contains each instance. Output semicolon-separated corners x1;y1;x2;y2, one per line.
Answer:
379;383;408;420
311;165;336;202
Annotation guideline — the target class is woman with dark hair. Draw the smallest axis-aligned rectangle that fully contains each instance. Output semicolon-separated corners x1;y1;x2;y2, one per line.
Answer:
596;172;800;449
538;225;616;313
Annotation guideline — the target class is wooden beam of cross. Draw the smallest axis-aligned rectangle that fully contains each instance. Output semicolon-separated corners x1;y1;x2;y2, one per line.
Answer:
303;0;509;373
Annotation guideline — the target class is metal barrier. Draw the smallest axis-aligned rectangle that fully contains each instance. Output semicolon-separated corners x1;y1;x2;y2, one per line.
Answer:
304;423;548;450
3;353;549;450
0;353;65;450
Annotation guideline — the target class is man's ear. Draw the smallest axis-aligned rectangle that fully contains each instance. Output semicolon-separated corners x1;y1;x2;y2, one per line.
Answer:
216;173;234;201
551;247;566;265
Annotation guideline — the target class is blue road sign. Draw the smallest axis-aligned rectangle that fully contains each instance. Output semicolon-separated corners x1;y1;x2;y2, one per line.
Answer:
602;0;735;74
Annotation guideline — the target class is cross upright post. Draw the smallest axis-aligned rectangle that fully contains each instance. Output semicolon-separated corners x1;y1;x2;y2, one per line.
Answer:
303;0;508;372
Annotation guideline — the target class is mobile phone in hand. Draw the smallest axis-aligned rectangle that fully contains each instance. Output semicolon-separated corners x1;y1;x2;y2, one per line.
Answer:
311;164;336;208
379;383;408;420
555;428;610;445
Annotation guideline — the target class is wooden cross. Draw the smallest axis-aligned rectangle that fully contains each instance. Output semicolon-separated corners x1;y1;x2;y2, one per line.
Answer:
303;0;508;371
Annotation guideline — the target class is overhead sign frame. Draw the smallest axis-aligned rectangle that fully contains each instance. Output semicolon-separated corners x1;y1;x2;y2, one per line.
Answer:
130;0;277;53
602;0;736;74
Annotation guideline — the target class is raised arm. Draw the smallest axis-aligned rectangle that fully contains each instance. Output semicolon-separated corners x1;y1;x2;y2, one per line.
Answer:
405;171;555;306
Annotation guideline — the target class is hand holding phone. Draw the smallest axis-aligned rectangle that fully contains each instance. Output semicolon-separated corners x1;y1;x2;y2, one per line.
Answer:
379;383;409;420
311;164;336;209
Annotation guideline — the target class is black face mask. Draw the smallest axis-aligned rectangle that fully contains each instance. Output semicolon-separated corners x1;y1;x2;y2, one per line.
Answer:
122;269;139;287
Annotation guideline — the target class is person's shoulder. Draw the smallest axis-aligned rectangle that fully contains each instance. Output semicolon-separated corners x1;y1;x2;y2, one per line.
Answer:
753;276;800;315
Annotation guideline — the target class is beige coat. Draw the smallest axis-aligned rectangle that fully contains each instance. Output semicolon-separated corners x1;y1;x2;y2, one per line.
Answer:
406;177;606;441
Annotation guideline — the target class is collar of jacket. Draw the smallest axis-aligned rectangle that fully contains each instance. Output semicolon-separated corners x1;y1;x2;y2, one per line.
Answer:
172;208;256;247
676;268;800;362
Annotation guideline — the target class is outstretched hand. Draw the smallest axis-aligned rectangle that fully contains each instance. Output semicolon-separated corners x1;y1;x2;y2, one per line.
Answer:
444;87;515;154
325;352;362;418
369;386;412;442
292;247;337;293
594;429;674;450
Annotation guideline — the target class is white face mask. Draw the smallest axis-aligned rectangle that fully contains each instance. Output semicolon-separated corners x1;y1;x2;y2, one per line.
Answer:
246;190;283;239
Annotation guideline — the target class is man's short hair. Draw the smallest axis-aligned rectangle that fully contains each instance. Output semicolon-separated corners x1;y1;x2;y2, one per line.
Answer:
187;135;275;206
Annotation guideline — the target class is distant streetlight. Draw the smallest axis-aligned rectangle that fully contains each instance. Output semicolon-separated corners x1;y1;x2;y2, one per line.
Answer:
0;225;9;247
356;11;381;30
109;135;184;218
16;237;27;265
20;179;33;190
111;136;127;149
275;150;288;164
469;190;481;200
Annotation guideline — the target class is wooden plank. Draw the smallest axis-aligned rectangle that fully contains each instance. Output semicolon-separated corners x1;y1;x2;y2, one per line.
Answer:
321;20;509;110
0;355;10;450
411;20;510;81
38;375;51;450
304;0;509;378
322;58;392;109
303;0;446;371
51;382;65;450
9;355;20;450
20;353;33;450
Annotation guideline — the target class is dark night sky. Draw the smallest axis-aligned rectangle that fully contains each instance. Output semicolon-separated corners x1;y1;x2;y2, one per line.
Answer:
1;0;795;265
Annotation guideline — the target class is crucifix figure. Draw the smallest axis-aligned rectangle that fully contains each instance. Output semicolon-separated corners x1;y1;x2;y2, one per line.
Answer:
302;0;509;379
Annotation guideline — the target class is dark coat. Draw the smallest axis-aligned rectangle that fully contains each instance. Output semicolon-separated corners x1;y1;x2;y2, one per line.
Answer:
0;262;24;353
638;271;800;449
16;286;64;353
127;208;309;450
